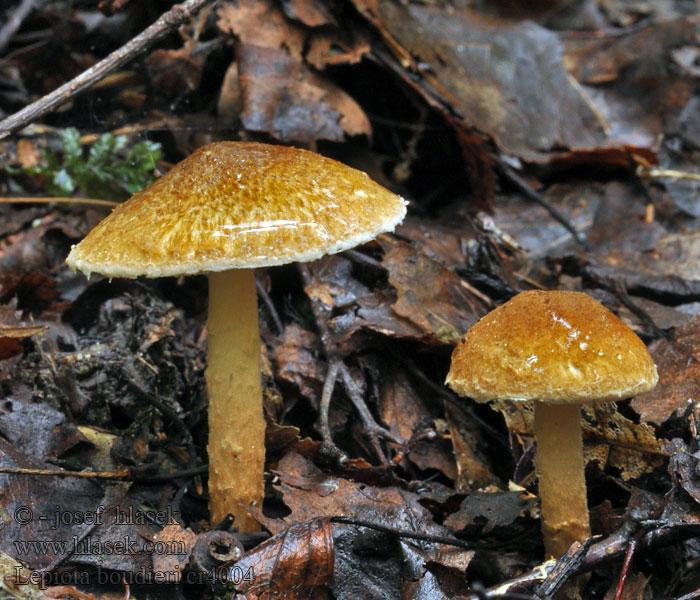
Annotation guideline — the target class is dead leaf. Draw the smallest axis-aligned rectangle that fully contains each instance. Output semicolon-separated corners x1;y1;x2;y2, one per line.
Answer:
225;518;334;599
237;43;371;142
217;0;305;58
147;47;204;98
492;399;664;480
445;401;502;492
379;237;484;345
273;324;324;407
306;30;370;70
444;489;536;534
16;139;40;169
632;315;700;426
604;572;649;600
350;0;607;160
258;451;447;541
563;16;699;147
151;523;198;583
378;366;457;480
281;0;331;27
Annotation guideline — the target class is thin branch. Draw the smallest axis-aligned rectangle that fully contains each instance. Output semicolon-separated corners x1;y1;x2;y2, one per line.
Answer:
0;0;218;139
0;196;117;207
497;161;592;251
0;464;208;481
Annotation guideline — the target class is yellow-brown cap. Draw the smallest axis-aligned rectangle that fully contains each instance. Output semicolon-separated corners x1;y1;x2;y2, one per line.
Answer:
446;290;658;403
66;142;407;278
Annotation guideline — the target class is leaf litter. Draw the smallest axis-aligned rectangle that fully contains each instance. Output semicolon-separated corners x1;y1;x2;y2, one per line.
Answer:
2;0;700;598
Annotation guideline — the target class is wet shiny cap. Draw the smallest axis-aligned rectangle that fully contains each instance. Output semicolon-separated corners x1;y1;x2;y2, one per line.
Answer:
66;142;407;278
446;290;658;403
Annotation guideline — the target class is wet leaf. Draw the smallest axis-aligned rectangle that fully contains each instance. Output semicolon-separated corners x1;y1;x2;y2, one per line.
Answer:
444;489;536;534
273;324;324;408
225;518;334;599
493;400;664;480
350;0;606;160
237;43;370;142
378;237;484;345
632;315;700;426
217;0;306;58
563;16;699;147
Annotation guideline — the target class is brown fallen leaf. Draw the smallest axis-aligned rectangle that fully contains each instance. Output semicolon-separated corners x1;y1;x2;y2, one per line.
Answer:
632;315;700;426
272;324;324;408
306;30;371;70
603;572;649;600
444;488;537;534
0;300;47;359
281;0;331;27
147;46;205;98
256;451;448;541
217;0;306;58
563;16;699;148
151;523;198;583
350;0;606;161
237;43;371;142
377;365;457;480
493;400;664;481
224;518;334;599
379;236;485;345
444;401;502;492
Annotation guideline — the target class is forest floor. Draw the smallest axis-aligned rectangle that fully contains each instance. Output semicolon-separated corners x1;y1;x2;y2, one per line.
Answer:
2;0;700;598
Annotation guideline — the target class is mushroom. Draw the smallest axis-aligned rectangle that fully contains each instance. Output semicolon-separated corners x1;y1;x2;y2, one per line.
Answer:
445;290;657;557
66;141;407;531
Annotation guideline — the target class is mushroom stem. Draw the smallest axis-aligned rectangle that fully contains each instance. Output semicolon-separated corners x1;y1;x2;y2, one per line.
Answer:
206;268;263;531
533;401;591;558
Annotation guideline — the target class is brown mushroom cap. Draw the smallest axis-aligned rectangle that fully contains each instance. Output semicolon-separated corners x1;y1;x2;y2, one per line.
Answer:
446;290;658;403
66;142;407;278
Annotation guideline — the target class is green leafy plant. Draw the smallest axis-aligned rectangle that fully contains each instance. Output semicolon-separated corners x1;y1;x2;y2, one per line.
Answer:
10;128;162;202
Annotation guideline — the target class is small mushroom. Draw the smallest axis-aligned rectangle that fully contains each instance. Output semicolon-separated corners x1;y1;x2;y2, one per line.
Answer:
445;290;658;557
66;141;407;531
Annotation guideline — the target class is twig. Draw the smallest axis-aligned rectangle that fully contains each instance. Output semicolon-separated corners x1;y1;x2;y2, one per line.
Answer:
614;531;641;600
535;539;594;598
609;278;668;341
0;0;218;139
0;196;117;207
497;162;592;251
336;361;402;463
318;360;403;466
637;166;700;183
331;516;476;550
477;518;700;598
319;360;341;447
0;466;129;478
256;277;283;335
0;0;38;54
0;464;208;481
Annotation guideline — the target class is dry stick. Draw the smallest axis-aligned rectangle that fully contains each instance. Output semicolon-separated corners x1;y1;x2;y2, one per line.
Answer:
255;278;283;335
479;519;700;598
0;466;130;478
497;162;592;251
0;0;218;139
614;532;642;600
0;465;208;480
336;361;403;463
0;196;117;207
0;0;38;53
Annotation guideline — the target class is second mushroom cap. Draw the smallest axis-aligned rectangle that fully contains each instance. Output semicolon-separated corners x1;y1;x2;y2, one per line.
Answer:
446;289;658;403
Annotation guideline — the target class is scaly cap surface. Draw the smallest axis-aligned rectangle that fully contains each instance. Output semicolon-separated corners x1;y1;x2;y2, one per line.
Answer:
446;290;658;403
66;142;407;278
